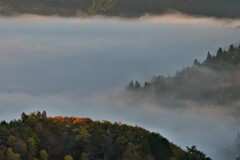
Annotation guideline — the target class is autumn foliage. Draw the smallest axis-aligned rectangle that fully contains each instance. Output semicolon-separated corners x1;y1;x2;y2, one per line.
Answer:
0;112;211;160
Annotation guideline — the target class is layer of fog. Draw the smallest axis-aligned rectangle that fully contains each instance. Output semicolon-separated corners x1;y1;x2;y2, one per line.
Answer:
0;14;240;159
1;90;239;159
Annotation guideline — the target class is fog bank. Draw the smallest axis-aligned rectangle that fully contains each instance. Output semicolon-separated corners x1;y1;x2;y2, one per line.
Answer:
1;15;240;159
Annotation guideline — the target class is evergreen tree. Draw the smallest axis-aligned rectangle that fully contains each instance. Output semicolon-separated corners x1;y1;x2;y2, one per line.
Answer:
127;80;134;89
134;81;141;89
193;59;200;66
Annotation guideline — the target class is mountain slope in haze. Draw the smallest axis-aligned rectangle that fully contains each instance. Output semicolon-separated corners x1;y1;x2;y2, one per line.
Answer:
126;44;240;106
0;0;240;18
0;112;212;160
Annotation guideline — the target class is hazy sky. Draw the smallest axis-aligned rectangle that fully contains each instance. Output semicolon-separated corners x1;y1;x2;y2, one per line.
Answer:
0;14;240;159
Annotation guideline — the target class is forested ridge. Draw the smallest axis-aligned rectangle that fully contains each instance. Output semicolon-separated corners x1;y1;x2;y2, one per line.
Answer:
126;44;240;105
0;111;211;160
0;0;240;18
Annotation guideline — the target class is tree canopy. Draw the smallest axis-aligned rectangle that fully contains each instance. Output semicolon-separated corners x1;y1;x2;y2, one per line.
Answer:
0;111;196;160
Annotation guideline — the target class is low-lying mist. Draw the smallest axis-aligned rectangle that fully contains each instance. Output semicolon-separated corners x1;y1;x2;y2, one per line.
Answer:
1;88;239;160
0;15;240;160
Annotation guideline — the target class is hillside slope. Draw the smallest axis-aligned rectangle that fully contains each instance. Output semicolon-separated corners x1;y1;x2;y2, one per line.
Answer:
126;44;240;106
0;112;213;160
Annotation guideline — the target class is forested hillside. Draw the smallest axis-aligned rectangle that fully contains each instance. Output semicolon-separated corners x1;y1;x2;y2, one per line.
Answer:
0;0;239;18
0;112;212;160
126;44;240;105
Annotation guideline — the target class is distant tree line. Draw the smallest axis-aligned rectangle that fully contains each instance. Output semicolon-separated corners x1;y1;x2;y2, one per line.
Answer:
126;44;240;105
202;44;240;67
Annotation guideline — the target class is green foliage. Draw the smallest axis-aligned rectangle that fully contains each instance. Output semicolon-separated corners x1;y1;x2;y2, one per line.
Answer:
80;152;89;160
6;147;21;160
64;154;74;160
148;133;172;160
76;126;90;142
122;142;142;160
27;137;37;156
40;149;48;160
0;147;6;160
0;111;194;160
7;135;27;156
0;126;10;144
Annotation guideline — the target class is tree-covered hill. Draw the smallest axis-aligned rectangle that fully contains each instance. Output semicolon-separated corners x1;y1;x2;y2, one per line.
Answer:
126;44;240;105
0;111;211;160
0;0;239;19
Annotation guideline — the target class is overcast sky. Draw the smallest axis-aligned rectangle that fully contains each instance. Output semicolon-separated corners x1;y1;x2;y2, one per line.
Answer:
0;14;240;159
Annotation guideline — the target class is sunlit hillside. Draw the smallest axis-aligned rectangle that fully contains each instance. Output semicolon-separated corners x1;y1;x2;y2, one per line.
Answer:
0;111;212;160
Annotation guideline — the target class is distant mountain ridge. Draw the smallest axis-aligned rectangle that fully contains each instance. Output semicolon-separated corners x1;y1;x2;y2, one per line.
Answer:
0;0;240;18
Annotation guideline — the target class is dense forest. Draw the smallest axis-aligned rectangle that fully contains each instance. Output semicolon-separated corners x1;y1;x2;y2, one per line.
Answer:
126;44;240;106
0;0;240;18
0;111;212;160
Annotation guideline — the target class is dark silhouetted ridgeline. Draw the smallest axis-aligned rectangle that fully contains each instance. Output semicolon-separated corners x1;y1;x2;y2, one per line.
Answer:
0;0;240;18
